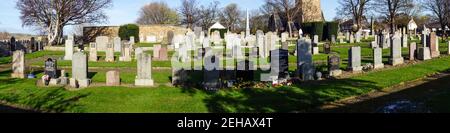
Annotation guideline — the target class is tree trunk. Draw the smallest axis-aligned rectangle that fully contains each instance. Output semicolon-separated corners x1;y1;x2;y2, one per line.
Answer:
288;21;293;38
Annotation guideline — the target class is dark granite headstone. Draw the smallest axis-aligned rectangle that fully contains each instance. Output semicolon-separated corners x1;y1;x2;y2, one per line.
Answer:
44;58;58;79
236;60;255;82
324;43;331;54
204;55;220;90
10;36;16;51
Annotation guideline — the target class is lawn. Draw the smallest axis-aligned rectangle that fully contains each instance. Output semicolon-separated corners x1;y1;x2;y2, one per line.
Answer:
1;54;450;112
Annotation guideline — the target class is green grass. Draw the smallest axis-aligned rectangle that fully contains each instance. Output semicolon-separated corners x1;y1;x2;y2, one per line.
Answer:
135;42;161;47
2;54;450;112
0;51;64;65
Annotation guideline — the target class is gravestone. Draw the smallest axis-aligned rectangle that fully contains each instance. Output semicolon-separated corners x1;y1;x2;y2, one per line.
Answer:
89;43;98;62
281;42;289;50
63;36;74;60
281;32;288;42
105;43;115;62
402;34;408;48
44;58;58;79
257;32;265;57
157;47;168;61
348;46;362;72
203;37;210;48
448;41;450;55
349;34;354;43
130;36;135;45
373;47;384;69
119;43;132;62
11;50;25;78
339;37;344;44
203;55;220;90
10;37;16;52
250;47;259;58
135;53;154;86
323;43;331;54
328;53;342;77
389;35;404;66
237;60;255;81
297;39;314;81
429;32;440;58
135;47;143;59
313;35;319;45
95;36;109;51
194;27;202;39
345;31;350;41
356;32;361;43
417;47;431;60
153;45;161;59
113;37;121;52
409;42;416;60
70;52;90;88
270;49;289;79
106;71;120;86
331;35;336;44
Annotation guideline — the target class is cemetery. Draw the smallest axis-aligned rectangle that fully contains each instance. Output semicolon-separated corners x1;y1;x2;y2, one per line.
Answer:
1;0;450;113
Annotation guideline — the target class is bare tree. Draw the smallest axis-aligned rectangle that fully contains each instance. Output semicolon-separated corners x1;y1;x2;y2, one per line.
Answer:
371;0;414;33
220;3;242;32
337;0;372;30
179;0;199;29
422;0;450;36
265;0;301;37
16;0;112;45
198;1;220;29
137;2;179;25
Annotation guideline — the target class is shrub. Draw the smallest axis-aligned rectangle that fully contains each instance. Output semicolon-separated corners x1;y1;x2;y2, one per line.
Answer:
301;22;324;41
119;24;139;42
324;22;339;41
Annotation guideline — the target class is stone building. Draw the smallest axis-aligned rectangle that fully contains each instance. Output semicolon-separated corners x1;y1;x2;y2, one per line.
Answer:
298;0;324;23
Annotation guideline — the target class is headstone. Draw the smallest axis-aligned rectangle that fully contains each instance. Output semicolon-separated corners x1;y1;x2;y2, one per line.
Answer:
11;50;25;78
323;43;331;54
328;54;342;77
331;35;336;44
89;43;98;62
113;37;121;52
105;43;115;62
135;53;154;86
106;71;120;86
64;36;74;60
153;45;161;59
157;47;168;61
69;52;90;88
349;34;354;43
194;27;202;39
44;58;58;79
355;32;361;43
203;55;220;90
448;41;450;55
417;47;431;60
270;49;289;79
95;36;109;51
402;34;408;48
281;42;289;50
373;48;384;69
389;35;404;66
119;43;132;62
429;32;440;58
347;46;363;72
297;39;314;80
281;32;288;43
135;47;143;59
130;36;135;45
409;42;416;60
313;35;319;45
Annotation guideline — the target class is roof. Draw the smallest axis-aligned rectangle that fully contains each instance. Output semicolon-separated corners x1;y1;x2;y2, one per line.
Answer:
210;22;226;29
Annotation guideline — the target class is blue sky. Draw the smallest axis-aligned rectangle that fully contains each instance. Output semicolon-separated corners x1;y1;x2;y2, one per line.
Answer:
0;0;338;34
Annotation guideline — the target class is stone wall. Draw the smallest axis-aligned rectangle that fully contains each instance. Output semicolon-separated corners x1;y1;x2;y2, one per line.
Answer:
83;25;188;44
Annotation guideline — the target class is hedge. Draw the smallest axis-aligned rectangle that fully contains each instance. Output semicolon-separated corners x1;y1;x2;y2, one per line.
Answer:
119;24;140;43
301;21;338;41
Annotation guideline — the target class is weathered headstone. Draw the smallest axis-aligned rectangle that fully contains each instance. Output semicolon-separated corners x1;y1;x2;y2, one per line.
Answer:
347;46;362;72
429;32;440;58
389;35;404;66
11;50;25;78
270;49;289;79
135;53;154;86
64;36;74;60
95;36;109;51
328;53;342;77
89;43;98;62
281;32;288;43
373;48;384;69
105;43;115;62
106;71;120;86
297;39;314;80
323;43;331;54
409;42;416;60
113;37;121;52
44;58;58;79
153;45;161;59
417;47;431;60
349;34;354;43
119;43;132;62
70;52;90;88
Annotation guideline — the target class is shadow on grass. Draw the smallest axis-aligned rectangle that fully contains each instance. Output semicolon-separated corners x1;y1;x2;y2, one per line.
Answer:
88;72;98;79
0;104;37;113
319;72;450;113
203;78;380;113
